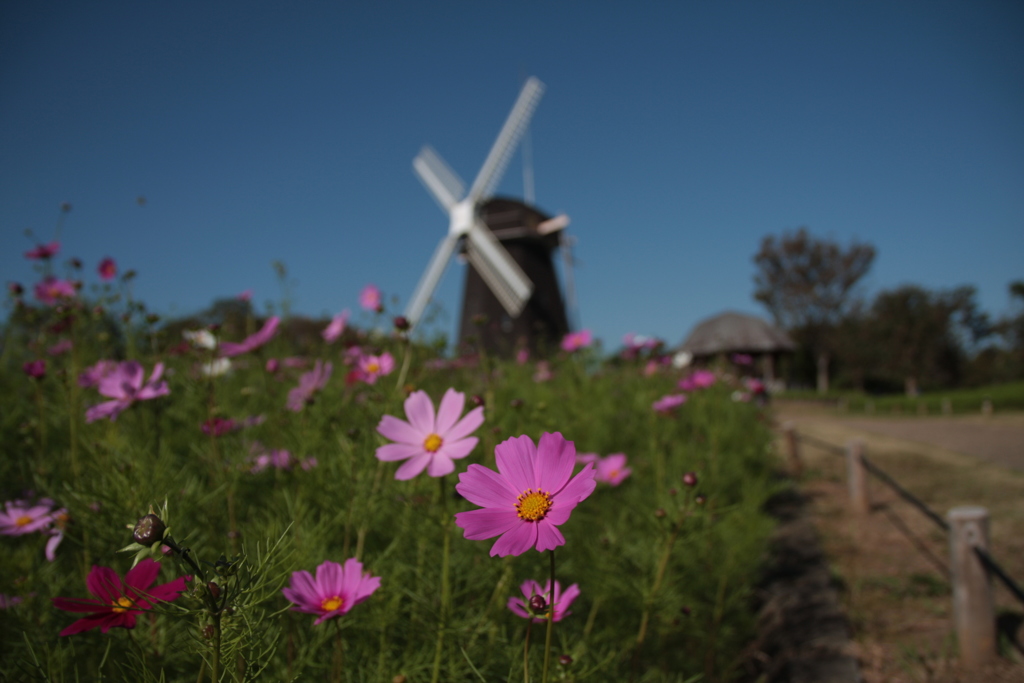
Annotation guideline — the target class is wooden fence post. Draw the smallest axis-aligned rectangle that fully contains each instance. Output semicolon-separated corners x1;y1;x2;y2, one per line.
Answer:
845;439;869;514
947;506;995;667
782;422;802;477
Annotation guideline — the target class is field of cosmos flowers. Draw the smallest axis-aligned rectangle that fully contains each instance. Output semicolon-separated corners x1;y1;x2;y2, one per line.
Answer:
1;238;781;682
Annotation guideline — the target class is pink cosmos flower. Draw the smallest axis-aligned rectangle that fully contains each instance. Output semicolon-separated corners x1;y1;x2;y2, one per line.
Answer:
678;369;716;392
78;360;119;388
732;353;753;366
34;277;76;305
48;339;73;356
357;352;394;384
322;310;349;343
52;559;190;636
359;284;382;312
375;388;485;480
594;453;632;486
454;432;597;557
237;289;253;302
287;360;332;412
23;360;46;379
25;241;60;260
282;558;381;625
507;579;580;623
219;316;280;357
516;348;530;365
652;394;687;414
533;361;552;383
201;417;238;436
97;257;117;281
84;361;170;423
1;594;26;609
0;500;58;535
560;329;592;352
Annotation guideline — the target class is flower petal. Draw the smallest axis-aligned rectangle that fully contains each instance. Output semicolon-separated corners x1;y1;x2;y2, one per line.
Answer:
456;464;518;509
494;435;537;492
394;454;431;480
536;432;576;494
86;566;124;603
125;558;161;592
426;453;455;478
403;390;436;434
534;520;566;553
375;443;424;462
434;388;465;435
489;521;538;557
436;436;478;462
443;406;485;443
376;415;421;445
454;508;520;541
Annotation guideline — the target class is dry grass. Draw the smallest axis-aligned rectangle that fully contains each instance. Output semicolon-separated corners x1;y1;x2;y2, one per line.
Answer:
773;402;1024;682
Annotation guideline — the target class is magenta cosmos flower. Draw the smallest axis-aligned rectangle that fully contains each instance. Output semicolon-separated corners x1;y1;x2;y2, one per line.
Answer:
679;369;716;391
594;453;631;486
97;257;117;281
0;499;58;535
85;361;170;423
53;559;189;636
560;329;592;352
652;393;687;414
287;360;332;411
454;433;597;557
34;277;76;305
322;310;349;343
357;352;394;384
359;284;382;312
25;241;60;260
219;316;280;357
507;579;580;623
282;558;381;625
376;388;485;480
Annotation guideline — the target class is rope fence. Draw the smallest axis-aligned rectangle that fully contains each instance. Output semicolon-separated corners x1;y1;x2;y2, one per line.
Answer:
779;422;1024;668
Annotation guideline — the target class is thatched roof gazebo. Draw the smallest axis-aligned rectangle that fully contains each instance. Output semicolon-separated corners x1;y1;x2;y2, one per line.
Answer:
677;311;795;382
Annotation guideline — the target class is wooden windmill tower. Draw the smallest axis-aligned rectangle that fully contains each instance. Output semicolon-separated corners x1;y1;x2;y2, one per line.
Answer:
404;77;576;356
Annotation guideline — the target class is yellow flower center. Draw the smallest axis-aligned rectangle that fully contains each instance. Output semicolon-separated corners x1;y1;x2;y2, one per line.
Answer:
111;596;134;614
321;595;344;612
15;515;32;527
423;433;443;453
609;469;619;479
516;489;553;522
366;362;380;373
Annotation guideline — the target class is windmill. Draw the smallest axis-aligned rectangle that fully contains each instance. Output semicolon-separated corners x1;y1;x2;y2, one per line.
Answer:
405;76;575;356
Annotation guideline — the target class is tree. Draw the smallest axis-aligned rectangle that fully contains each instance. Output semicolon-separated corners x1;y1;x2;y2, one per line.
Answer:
867;284;989;395
752;227;876;393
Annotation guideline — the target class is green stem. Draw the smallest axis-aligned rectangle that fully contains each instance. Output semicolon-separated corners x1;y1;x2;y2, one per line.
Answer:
395;336;412;392
331;620;345;683
541;549;555;683
523;622;532;683
430;476;452;683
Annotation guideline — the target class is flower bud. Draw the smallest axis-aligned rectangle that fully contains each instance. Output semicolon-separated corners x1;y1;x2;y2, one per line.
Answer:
392;315;410;331
470;394;485;408
681;605;691;616
695;494;707;506
510;398;524;409
528;594;547;612
682;472;698;487
654;508;667;518
132;514;166;546
559;655;573;666
207;581;221;600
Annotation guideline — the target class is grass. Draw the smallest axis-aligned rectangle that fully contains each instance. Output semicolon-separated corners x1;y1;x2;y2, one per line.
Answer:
778;380;1024;415
0;299;783;682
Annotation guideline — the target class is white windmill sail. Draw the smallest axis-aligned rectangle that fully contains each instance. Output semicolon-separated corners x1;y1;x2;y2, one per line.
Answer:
405;77;546;329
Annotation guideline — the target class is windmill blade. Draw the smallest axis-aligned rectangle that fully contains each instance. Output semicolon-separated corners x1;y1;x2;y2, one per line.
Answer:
465;220;533;317
413;146;465;212
405;233;461;327
467;77;545;203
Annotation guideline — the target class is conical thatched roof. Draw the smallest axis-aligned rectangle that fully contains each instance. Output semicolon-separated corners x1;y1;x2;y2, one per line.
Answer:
679;311;795;356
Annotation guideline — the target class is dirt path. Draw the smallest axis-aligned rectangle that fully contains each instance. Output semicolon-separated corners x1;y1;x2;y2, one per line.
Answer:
771;403;1024;682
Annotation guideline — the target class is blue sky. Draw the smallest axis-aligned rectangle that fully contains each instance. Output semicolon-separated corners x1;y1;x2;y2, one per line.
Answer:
3;1;1022;351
